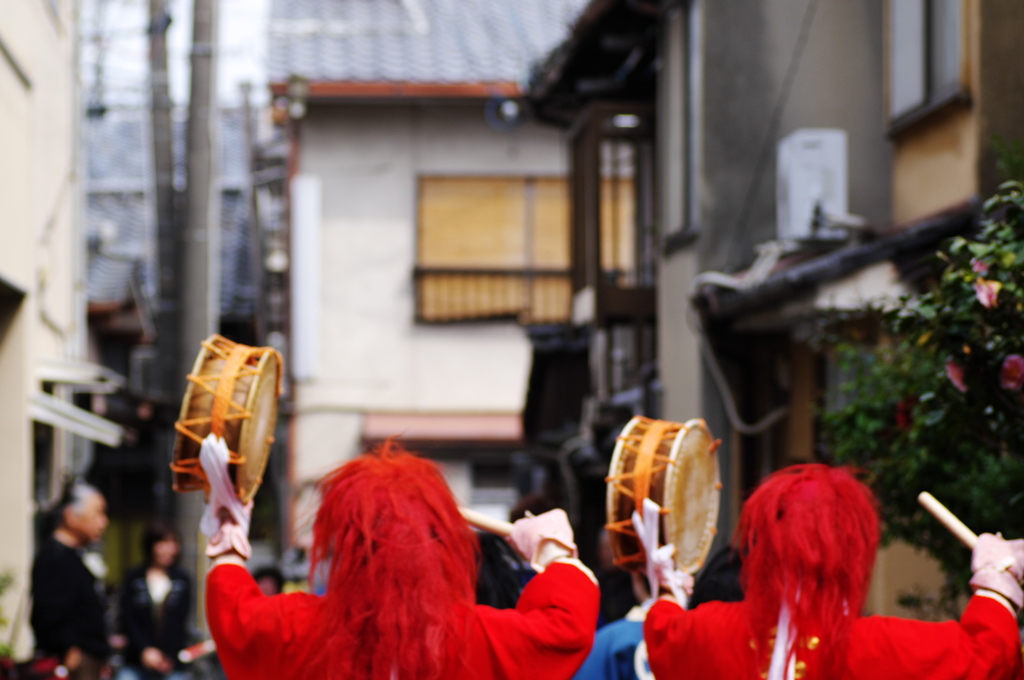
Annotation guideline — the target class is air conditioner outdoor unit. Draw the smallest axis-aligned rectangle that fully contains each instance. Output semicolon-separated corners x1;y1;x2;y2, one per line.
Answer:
777;128;848;241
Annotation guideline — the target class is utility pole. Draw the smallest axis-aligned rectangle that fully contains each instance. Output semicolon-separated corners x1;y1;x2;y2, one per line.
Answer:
240;82;266;345
149;0;178;521
180;0;221;628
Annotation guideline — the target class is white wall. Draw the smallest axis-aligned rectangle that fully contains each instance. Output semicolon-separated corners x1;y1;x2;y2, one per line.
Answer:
0;0;79;657
292;103;569;479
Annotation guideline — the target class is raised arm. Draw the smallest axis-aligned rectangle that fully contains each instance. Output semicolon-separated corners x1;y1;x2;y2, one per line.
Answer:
472;561;600;680
469;510;600;680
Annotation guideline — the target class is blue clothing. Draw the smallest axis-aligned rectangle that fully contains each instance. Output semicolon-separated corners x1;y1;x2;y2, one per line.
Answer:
114;668;190;680
572;617;650;680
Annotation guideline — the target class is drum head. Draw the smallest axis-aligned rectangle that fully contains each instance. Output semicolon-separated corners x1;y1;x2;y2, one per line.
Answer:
236;350;280;503
663;419;720;573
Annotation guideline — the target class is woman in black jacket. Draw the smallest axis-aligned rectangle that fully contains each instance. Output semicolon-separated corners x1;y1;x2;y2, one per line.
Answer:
116;522;191;680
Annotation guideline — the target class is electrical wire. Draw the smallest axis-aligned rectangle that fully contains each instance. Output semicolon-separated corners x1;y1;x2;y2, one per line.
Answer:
725;0;822;267
700;337;790;436
685;304;790;436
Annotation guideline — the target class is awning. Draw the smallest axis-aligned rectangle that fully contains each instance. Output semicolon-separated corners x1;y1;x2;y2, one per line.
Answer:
36;357;126;394
362;413;523;444
30;392;125;447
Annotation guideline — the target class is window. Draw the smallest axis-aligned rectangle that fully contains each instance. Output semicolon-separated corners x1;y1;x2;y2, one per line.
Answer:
889;0;963;120
568;104;657;311
415;177;571;324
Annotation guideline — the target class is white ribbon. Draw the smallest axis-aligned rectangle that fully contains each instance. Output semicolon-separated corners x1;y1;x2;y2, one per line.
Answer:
199;434;250;539
632;498;690;608
767;602;795;680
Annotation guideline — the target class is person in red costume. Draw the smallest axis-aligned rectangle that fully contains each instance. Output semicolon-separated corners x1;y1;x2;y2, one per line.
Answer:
200;437;599;680
644;464;1024;680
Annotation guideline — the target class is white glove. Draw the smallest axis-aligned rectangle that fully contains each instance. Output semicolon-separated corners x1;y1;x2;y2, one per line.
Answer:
633;498;694;607
970;532;1024;610
198;435;253;560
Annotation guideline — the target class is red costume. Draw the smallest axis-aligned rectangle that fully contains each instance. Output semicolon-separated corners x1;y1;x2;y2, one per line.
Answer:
646;593;1021;680
204;442;599;680
644;465;1023;680
207;561;598;680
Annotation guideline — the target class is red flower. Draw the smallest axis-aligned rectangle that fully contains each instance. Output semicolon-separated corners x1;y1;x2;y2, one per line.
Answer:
946;360;968;393
974;279;1002;308
971;258;989;274
1000;355;1024;391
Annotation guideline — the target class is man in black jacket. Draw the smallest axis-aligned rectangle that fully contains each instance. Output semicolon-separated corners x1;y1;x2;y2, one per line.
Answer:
31;483;110;680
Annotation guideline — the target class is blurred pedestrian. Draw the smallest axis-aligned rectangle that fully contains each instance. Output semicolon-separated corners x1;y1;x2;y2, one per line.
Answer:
31;482;111;680
116;521;192;680
251;566;284;597
475;531;529;609
595;530;636;625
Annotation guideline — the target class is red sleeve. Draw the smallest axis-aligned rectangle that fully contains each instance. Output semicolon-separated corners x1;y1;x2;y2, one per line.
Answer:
645;599;750;679
644;598;689;680
847;595;1023;680
206;563;324;680
465;562;600;680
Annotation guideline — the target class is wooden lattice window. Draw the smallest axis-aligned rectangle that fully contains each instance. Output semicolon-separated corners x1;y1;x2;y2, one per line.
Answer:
415;177;571;324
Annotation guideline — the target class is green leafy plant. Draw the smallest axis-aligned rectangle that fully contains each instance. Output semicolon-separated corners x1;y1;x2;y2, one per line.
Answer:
0;570;14;658
822;181;1024;604
993;136;1024;182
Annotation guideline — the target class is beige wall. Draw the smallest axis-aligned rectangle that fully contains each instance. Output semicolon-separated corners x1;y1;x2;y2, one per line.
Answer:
655;7;702;426
867;541;948;619
891;105;978;224
0;0;80;657
292;103;568;481
657;251;702;422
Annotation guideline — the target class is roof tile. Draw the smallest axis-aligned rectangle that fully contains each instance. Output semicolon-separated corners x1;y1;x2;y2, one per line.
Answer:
267;0;589;85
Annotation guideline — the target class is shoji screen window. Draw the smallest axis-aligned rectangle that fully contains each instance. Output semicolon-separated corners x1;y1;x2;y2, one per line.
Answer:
415;177;571;324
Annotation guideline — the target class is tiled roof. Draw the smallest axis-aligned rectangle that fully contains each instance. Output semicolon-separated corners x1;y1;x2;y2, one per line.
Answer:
267;0;588;85
84;109;155;306
84;108;256;318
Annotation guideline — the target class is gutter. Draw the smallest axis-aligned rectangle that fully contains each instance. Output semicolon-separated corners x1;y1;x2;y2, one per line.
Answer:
268;80;520;101
697;204;978;320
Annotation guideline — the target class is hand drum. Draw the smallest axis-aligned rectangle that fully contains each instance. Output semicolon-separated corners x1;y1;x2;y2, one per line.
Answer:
606;417;722;574
171;334;282;503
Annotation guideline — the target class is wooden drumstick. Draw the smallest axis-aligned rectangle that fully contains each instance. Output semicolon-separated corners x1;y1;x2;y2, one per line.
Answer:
917;492;978;549
460;507;514;537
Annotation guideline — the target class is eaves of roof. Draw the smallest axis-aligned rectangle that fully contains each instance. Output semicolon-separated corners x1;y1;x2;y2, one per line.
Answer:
697;201;980;321
528;0;618;100
269;80;520;101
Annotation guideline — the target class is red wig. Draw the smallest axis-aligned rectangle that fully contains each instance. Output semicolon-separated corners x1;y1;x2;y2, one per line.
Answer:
311;440;478;680
737;464;879;679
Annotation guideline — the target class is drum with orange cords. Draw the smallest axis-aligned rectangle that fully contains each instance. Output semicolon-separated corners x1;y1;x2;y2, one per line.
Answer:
171;334;283;503
605;417;722;575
